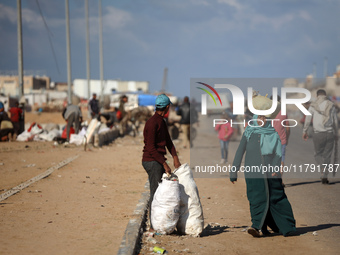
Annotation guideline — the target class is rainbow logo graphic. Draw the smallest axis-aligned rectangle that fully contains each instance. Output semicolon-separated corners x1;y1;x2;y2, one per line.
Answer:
196;82;223;106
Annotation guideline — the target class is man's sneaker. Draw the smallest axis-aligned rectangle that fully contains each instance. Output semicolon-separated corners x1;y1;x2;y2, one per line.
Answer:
247;227;262;238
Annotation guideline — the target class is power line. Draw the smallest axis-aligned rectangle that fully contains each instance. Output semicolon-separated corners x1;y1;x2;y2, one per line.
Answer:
35;0;61;75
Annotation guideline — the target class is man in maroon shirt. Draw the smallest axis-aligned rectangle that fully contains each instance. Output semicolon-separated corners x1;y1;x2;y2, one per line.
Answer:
142;94;181;229
9;101;22;138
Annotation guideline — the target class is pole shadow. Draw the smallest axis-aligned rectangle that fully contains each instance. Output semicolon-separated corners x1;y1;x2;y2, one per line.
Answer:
285;180;340;187
200;224;230;237
296;223;340;235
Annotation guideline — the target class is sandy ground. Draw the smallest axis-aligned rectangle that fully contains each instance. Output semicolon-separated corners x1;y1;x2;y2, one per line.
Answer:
0;112;339;255
0;112;148;255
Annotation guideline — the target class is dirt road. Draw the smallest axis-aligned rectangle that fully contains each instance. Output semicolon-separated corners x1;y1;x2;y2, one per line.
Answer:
0;136;147;255
0;112;339;254
140;115;339;255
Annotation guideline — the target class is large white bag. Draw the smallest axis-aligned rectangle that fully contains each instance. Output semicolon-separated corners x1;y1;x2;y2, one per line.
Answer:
174;163;204;236
151;175;180;234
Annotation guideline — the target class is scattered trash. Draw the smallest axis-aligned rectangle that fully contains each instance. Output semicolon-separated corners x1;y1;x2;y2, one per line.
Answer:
144;232;154;237
102;185;107;188
25;164;36;168
312;231;318;236
241;227;249;232
146;237;158;244
101;205;105;207
0;163;4;166
153;246;167;254
57;175;62;178
48;221;53;223
27;190;42;193
86;176;90;179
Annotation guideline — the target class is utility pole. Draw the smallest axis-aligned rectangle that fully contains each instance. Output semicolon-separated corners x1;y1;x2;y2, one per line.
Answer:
65;0;72;104
85;0;91;99
98;0;104;106
161;67;168;93
17;0;25;133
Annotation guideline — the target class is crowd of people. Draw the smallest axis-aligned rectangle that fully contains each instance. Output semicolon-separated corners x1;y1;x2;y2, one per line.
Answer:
1;89;338;239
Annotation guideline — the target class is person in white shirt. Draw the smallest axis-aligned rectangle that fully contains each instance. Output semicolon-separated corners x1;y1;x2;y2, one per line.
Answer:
302;89;338;184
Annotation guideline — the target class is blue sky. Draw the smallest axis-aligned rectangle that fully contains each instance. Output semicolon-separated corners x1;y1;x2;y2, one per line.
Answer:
0;0;339;97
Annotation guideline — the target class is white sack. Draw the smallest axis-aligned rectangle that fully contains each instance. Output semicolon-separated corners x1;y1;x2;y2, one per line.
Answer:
174;163;204;236
69;134;84;145
38;129;60;141
151;176;180;234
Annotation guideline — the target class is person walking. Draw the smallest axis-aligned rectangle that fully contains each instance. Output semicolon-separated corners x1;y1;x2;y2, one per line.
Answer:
302;89;338;184
215;112;234;164
231;95;296;238
176;96;198;148
8;101;23;139
62;104;83;142
142;94;181;230
88;93;100;119
118;95;129;136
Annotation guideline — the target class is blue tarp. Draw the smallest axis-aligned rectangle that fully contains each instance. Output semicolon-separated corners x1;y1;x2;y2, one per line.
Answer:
138;94;157;106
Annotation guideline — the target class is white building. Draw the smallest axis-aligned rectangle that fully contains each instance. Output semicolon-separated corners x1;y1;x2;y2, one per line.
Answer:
73;79;149;99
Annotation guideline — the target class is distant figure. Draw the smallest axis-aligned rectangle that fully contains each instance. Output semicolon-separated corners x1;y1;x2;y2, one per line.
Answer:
215;112;234;164
118;95;129;135
302;89;338;184
176;96;198;148
88;93;100;119
0;101;14;141
8;101;23;139
62;104;83;142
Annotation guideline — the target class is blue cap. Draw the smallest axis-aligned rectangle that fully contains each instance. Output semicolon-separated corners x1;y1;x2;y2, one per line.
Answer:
155;94;172;108
0;101;3;109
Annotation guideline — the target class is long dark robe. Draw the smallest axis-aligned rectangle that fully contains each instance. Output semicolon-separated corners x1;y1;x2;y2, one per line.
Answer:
231;133;296;236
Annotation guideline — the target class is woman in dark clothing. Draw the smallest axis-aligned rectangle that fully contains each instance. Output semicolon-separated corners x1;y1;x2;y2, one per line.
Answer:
0;101;14;141
230;114;296;237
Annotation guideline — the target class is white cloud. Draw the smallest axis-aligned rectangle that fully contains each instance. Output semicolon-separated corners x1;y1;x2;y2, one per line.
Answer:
189;0;210;6
104;6;132;30
0;4;17;23
298;10;312;21
217;0;244;10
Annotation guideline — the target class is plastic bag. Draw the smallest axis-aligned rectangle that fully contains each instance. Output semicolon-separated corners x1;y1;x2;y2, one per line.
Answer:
151;174;180;234
174;163;204;236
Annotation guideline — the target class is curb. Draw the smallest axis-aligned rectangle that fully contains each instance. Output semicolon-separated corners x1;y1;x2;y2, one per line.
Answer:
96;128;120;147
117;181;150;255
